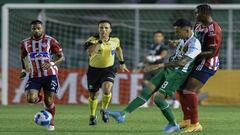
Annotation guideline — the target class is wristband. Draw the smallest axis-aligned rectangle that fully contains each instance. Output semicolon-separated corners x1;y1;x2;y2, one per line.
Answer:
119;61;125;64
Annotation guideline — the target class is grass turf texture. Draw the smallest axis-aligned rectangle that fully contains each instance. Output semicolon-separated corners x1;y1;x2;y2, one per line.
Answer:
0;105;240;135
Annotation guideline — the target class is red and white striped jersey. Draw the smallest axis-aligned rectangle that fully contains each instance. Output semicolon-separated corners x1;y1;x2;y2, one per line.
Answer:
20;34;62;78
194;21;222;71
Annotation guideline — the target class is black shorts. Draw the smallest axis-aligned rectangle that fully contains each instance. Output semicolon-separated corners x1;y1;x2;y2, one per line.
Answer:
25;75;60;93
87;66;117;92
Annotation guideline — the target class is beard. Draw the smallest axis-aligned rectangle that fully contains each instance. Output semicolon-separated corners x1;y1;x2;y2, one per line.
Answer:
32;32;43;39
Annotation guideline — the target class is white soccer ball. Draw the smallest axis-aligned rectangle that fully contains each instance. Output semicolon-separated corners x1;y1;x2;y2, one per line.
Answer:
34;110;52;126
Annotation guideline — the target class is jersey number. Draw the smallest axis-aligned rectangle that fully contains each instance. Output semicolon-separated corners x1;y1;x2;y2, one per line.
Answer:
161;81;168;89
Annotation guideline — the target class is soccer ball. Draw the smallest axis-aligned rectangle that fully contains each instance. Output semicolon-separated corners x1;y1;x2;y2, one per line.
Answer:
34;110;52;126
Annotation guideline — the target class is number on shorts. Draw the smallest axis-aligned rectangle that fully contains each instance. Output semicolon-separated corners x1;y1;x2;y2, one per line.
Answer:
161;81;168;89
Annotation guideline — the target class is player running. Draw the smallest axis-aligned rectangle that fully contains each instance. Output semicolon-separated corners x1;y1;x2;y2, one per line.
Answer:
178;4;222;133
20;20;65;131
84;20;129;125
107;18;201;133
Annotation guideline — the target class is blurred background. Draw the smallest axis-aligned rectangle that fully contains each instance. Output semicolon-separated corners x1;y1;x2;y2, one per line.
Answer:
1;0;240;106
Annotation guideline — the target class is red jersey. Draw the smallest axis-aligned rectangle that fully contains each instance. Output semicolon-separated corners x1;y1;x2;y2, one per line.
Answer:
194;21;222;71
20;35;62;78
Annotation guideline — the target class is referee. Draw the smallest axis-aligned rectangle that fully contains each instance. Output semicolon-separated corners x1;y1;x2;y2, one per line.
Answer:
84;20;129;125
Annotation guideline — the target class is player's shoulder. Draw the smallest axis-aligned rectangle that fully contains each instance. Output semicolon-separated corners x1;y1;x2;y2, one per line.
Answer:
190;35;201;47
110;36;120;42
209;21;222;32
20;37;31;45
44;34;57;40
87;35;99;42
21;37;31;43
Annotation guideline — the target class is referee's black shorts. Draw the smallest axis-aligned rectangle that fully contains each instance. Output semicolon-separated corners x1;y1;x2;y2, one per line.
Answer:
87;65;117;92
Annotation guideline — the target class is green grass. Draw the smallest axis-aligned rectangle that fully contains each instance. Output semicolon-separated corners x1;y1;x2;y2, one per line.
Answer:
0;105;240;135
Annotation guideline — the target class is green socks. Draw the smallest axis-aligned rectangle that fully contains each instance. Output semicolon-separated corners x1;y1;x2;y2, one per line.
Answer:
154;95;177;126
123;86;153;114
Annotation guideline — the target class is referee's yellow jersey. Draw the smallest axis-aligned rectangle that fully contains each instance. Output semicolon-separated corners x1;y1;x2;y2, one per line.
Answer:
86;36;120;68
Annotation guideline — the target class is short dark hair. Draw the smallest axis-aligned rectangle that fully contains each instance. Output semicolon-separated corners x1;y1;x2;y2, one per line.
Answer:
30;20;43;25
173;18;192;28
98;20;112;28
196;4;212;15
154;30;164;35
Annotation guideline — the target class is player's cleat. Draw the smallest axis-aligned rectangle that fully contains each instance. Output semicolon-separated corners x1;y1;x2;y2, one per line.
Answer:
181;122;203;133
162;123;180;133
179;119;191;129
100;109;109;123
107;110;125;123
89;116;97;125
47;125;55;131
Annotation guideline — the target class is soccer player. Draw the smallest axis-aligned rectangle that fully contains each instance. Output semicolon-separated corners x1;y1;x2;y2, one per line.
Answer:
178;4;222;133
84;20;129;125
134;31;169;107
107;18;201;133
20;20;65;131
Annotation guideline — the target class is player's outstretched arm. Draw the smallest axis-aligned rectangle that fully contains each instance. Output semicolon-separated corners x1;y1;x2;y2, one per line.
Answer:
144;55;192;72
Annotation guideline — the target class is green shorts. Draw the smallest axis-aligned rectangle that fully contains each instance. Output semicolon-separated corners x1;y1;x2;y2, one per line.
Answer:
150;68;190;97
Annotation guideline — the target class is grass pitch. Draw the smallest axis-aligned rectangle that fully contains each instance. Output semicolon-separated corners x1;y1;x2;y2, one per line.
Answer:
0;104;240;135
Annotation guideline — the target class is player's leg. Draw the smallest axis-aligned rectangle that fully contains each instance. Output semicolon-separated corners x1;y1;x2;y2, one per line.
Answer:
100;81;113;123
177;89;191;129
154;70;189;132
140;69;160;108
154;92;180;133
181;69;214;133
42;75;59;131
25;78;42;104
88;91;99;125
87;67;101;125
44;91;56;131
107;69;165;123
99;67;116;123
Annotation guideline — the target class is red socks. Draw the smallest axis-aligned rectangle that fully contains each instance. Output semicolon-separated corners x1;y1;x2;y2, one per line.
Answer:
182;90;199;124
45;103;56;125
178;90;191;120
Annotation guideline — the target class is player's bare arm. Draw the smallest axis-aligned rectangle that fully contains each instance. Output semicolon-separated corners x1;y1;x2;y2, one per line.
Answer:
144;55;192;72
116;46;129;72
42;52;65;70
197;47;216;59
19;42;28;79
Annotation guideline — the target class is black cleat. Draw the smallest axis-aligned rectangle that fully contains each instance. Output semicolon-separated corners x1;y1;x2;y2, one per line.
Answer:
89;116;97;125
100;109;109;123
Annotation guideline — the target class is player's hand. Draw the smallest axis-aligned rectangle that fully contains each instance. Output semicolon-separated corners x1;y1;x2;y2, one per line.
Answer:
41;62;54;70
144;64;164;73
119;64;129;72
19;70;27;79
132;69;141;73
168;40;179;48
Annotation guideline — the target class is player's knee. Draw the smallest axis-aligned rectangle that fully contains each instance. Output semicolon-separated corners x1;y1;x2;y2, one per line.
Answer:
27;96;38;103
143;80;156;92
102;82;113;94
89;92;98;100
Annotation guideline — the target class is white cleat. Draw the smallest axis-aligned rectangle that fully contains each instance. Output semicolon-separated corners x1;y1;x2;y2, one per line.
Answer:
47;125;55;131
